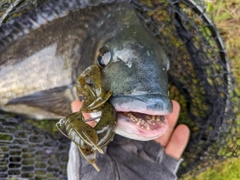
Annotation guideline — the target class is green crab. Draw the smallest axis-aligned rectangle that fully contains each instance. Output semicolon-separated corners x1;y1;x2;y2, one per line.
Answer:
56;65;117;171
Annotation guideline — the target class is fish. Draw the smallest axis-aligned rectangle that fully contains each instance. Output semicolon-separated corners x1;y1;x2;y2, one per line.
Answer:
0;0;172;141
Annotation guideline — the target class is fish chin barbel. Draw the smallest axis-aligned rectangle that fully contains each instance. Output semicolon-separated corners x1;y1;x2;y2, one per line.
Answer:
56;65;117;171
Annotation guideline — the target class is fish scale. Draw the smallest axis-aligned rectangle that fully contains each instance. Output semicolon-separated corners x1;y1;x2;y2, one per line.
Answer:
0;4;118;99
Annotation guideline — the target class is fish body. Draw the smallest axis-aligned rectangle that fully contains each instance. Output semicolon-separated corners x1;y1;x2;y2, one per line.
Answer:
0;0;172;141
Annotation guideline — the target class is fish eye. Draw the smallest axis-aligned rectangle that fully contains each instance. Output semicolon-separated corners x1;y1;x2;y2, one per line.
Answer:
97;45;111;68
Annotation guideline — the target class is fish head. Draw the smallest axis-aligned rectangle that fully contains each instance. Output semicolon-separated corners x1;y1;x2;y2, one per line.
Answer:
96;23;172;141
0;1;172;141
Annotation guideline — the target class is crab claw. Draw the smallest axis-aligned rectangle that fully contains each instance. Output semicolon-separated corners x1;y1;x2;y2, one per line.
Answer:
78;146;100;172
94;102;117;148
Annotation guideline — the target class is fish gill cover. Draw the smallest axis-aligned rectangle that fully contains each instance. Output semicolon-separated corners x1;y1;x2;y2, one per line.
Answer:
0;0;239;179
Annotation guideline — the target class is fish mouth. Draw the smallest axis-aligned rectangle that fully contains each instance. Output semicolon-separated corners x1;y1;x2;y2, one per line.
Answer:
109;94;172;141
116;112;169;141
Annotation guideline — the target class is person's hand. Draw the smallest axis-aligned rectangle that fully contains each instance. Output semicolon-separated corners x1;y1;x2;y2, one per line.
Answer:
154;100;190;159
69;100;189;179
71;100;190;160
71;100;95;126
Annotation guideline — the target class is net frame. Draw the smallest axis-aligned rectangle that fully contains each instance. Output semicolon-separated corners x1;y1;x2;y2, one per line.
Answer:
0;0;239;179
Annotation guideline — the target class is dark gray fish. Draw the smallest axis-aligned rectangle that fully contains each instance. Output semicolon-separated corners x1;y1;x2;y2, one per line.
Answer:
0;0;172;141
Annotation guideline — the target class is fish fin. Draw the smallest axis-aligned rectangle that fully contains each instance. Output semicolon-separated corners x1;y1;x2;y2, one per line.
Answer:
7;86;77;116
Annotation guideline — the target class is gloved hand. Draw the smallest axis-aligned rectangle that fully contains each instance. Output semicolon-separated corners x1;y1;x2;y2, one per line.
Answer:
68;100;189;180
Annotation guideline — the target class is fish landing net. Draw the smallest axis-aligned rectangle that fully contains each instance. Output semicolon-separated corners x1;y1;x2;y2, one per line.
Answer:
0;0;239;179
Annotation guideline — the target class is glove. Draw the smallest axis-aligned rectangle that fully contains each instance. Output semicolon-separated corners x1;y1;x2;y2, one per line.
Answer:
67;135;183;180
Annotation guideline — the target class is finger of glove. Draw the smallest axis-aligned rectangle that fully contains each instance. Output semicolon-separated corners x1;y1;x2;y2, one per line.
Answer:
157;148;183;175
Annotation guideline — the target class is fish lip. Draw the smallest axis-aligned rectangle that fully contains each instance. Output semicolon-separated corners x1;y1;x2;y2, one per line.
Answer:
109;94;173;115
109;94;172;141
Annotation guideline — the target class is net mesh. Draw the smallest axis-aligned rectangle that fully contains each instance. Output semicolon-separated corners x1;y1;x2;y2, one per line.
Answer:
0;0;239;179
0;115;69;179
